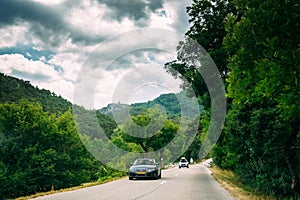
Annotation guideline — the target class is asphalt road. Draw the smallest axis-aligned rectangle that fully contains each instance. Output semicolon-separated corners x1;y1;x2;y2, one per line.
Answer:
32;164;236;200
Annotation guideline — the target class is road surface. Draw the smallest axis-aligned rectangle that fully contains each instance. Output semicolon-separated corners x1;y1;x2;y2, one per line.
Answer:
32;164;235;200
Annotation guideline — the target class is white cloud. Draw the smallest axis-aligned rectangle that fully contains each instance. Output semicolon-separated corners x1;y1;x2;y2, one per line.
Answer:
38;79;75;103
0;24;30;48
0;54;59;80
90;67;182;108
65;1;136;39
148;11;174;30
31;0;66;6
90;52;182;108
48;52;82;82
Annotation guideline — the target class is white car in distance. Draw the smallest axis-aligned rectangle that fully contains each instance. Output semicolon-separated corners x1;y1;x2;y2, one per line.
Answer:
178;157;189;168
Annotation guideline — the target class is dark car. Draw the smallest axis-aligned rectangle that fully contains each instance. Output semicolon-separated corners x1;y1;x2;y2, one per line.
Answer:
128;158;161;180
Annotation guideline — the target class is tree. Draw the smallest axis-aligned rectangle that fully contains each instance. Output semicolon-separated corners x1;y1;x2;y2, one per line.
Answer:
164;0;234;162
165;0;237;100
219;0;300;197
113;107;179;154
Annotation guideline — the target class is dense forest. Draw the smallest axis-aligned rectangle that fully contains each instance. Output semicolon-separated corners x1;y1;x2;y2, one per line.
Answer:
165;0;299;199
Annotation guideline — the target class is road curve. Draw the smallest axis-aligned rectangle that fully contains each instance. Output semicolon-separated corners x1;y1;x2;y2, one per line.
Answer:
32;164;235;200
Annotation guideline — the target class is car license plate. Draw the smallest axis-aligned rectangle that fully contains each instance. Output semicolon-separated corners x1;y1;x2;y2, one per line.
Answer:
137;171;146;175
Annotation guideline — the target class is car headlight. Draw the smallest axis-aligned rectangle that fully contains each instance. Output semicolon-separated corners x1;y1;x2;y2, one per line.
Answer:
129;167;135;172
147;168;156;172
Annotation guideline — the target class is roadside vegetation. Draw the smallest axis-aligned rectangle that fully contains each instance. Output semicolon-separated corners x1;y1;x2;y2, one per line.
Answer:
211;166;275;200
0;99;126;199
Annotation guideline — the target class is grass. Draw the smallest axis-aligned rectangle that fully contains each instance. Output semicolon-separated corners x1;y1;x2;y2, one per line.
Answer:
15;176;127;200
210;166;275;200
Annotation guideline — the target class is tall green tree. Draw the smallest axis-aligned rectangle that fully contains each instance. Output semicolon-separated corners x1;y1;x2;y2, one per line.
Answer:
219;0;300;197
113;107;179;154
164;0;235;162
165;0;236;100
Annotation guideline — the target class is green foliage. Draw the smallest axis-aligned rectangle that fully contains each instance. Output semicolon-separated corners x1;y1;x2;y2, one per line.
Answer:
96;110;118;138
0;100;100;199
217;0;299;198
112;107;179;153
131;93;181;117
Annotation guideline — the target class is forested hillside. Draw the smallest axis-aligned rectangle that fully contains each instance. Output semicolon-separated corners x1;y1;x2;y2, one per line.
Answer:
0;72;71;113
100;91;202;119
131;92;202;118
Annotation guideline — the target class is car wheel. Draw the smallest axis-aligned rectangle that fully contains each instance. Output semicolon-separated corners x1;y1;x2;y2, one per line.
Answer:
129;177;133;180
187;165;189;168
156;172;160;180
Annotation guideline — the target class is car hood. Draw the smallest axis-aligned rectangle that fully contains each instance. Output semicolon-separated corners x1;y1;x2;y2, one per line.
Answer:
179;161;189;164
130;165;157;170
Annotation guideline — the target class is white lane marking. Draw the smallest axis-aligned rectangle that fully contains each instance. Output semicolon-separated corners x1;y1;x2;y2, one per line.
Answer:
160;180;167;185
134;180;168;199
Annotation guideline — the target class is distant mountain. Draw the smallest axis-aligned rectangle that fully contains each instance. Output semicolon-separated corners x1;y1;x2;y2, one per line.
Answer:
0;72;71;113
99;102;129;115
99;92;202;118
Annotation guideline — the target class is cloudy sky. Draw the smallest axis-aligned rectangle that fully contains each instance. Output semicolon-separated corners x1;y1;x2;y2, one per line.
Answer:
0;0;193;109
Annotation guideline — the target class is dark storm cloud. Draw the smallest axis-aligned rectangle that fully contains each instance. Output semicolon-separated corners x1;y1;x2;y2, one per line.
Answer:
0;0;104;46
148;0;164;12
102;0;147;21
0;0;64;29
99;0;163;21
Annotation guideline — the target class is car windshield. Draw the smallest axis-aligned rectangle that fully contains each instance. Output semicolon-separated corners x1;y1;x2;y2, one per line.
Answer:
180;159;187;162
134;159;154;165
